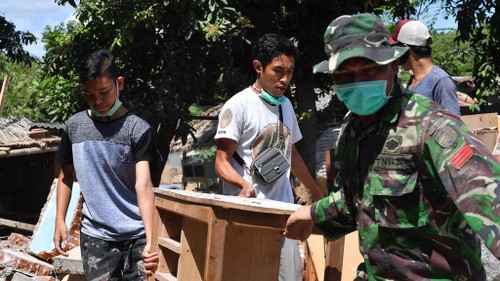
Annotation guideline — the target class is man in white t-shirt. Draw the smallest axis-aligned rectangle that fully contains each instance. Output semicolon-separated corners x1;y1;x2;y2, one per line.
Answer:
214;33;324;281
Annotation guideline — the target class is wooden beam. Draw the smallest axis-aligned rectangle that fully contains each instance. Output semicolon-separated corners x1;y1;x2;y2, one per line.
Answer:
155;272;177;281
158;237;181;254
0;217;36;232
0;75;11;117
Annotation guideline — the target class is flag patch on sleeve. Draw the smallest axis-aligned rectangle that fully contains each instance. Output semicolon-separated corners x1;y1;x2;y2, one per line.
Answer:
450;144;473;169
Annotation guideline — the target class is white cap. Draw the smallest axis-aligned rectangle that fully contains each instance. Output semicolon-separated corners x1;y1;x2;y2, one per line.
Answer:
390;20;431;47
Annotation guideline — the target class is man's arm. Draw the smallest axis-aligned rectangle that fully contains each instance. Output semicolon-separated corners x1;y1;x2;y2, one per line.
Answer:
54;163;74;256
215;138;256;197
434;77;460;117
135;160;159;276
291;144;324;202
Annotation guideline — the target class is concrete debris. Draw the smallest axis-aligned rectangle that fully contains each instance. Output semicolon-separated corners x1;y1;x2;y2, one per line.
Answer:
0;179;84;280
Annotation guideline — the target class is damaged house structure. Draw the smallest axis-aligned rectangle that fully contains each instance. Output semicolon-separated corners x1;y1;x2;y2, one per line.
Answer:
0;117;62;231
0;117;84;280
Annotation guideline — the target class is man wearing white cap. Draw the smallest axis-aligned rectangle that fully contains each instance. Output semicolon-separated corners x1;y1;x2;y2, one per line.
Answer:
390;19;461;117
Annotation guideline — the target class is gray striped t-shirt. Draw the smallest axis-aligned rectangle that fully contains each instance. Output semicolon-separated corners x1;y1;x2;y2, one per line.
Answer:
57;111;154;241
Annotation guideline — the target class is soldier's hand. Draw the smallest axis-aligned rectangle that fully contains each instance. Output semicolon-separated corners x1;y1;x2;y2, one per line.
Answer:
283;205;314;241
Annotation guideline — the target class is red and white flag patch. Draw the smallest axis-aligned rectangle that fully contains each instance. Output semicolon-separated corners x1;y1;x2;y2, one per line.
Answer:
450;144;474;169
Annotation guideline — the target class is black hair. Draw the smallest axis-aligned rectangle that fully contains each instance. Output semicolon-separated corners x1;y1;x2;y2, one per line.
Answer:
79;49;120;83
251;33;298;69
409;38;432;58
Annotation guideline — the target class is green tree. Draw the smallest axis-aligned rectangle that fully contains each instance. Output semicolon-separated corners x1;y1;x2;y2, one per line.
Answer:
37;0;498;185
30;20;84;123
46;0;376;183
48;0;250;185
0;15;36;65
0;55;41;119
0;15;38;119
432;30;473;77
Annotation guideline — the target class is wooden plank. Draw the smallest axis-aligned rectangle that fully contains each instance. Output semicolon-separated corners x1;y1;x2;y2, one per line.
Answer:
461;113;498;130
225;208;289;230
461;113;499;152
155;195;212;223
0;75;10;116
324;237;344;281
0;217;35;232
221;224;282;280
154;188;301;215
304;242;319;281
340;232;363;281
178;217;207;281
157;210;182;278
307;234;326;281
155;272;177;281
150;205;163;281
204;208;227;281
158;237;181;255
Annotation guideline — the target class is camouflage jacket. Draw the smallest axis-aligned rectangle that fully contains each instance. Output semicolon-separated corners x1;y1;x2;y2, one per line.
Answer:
311;84;500;280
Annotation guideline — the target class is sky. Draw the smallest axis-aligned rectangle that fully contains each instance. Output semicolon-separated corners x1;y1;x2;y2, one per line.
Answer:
0;0;76;58
1;1;457;59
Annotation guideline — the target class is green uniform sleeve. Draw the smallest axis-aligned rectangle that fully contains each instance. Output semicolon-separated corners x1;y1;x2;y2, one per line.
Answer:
422;113;500;258
311;189;357;241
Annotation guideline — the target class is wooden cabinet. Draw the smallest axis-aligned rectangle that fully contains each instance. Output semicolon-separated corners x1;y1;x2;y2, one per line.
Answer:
151;189;301;281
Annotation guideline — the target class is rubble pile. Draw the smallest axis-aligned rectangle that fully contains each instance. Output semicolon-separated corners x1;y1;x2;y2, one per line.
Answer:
0;180;83;281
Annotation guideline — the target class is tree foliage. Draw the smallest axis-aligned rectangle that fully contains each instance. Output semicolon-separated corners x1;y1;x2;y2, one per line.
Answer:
431;30;473;77
0;15;36;65
32;0;498;184
0;55;38;119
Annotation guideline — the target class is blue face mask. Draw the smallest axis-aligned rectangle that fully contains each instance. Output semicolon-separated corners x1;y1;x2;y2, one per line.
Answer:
259;90;286;106
90;81;122;118
333;80;390;116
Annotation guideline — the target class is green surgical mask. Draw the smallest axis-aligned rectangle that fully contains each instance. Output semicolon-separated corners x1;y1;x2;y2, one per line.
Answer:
333;80;390;116
90;100;122;118
259;90;286;106
90;81;122;118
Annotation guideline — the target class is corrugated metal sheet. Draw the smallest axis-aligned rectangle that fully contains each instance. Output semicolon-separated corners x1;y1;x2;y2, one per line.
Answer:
169;104;221;153
0;117;61;158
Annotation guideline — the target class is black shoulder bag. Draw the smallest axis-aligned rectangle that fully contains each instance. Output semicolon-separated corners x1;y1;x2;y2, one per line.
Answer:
233;105;290;184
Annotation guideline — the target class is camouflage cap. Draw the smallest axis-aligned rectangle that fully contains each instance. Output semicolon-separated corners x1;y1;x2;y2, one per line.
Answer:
313;13;408;74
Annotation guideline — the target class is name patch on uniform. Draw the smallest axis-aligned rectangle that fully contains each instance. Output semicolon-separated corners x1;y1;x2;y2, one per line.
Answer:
450;144;473;169
373;154;414;171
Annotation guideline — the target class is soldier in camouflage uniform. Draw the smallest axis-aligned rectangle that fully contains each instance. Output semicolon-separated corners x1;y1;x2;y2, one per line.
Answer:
284;13;500;280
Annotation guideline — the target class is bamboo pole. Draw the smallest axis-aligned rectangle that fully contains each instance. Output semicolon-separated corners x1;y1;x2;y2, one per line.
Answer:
0;75;11;117
0;217;36;232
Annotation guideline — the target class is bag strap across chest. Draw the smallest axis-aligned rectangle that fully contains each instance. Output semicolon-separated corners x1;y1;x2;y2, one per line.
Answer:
233;105;283;169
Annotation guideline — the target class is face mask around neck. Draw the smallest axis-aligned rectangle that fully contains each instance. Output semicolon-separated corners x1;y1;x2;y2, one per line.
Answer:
90;81;122;118
259;90;286;106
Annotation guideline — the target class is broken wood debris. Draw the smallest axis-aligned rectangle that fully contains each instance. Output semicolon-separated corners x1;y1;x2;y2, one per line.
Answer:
0;179;84;280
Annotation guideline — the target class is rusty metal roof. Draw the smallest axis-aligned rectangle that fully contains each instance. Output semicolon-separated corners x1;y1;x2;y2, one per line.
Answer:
0;117;61;158
169;104;221;153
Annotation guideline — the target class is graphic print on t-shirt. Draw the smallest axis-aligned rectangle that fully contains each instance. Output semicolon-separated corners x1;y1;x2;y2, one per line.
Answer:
252;122;291;158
